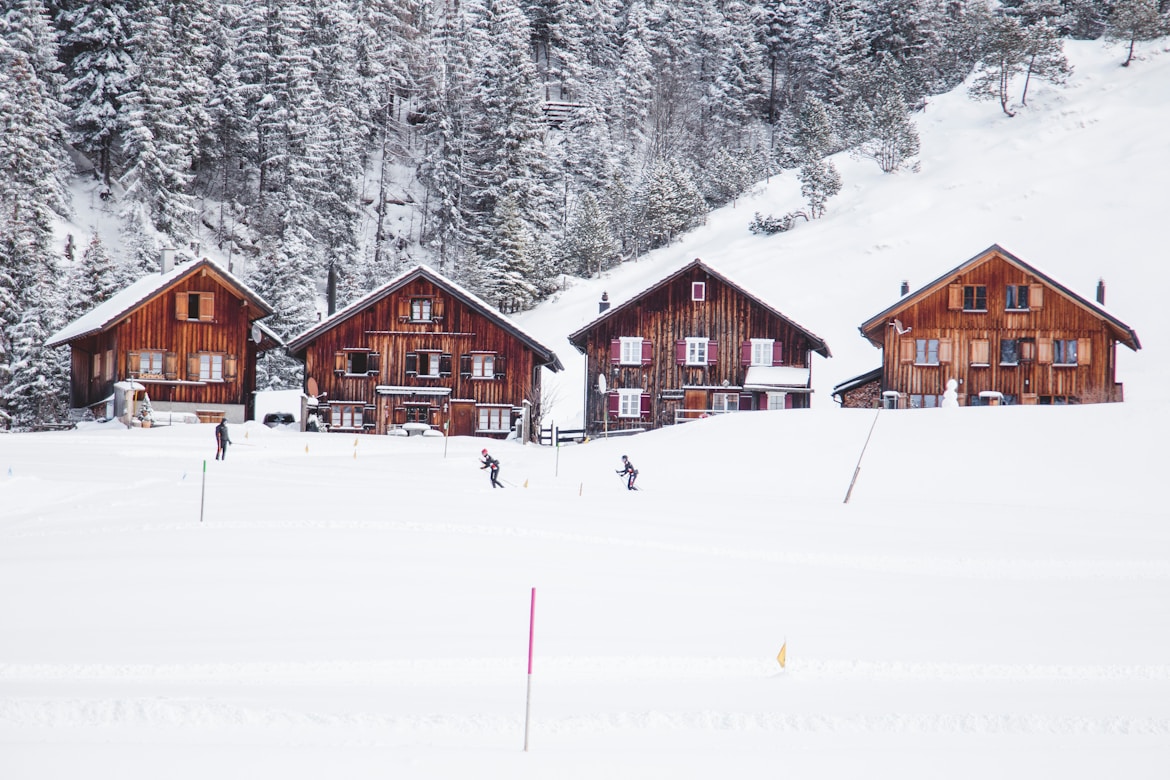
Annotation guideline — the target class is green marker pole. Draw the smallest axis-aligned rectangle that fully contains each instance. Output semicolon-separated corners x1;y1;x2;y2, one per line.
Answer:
200;459;207;522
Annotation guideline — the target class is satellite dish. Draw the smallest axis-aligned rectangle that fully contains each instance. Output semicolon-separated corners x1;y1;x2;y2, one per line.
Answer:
307;376;319;397
251;322;262;343
891;318;912;335
598;373;607;394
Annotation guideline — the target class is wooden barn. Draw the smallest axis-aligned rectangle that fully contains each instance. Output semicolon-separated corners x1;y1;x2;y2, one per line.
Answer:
568;258;832;436
46;255;280;422
855;244;1141;408
285;265;563;438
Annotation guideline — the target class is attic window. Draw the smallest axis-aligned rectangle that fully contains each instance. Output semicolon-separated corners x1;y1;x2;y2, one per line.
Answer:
692;282;705;301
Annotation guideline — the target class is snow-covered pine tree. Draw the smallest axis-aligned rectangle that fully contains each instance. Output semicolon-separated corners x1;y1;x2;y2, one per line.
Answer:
66;233;134;314
248;234;319;390
1105;0;1168;67
798;156;841;219
851;55;920;173
794;96;842;217
967;12;1030;117
639;157;706;250
561;191;618;278
4;267;69;427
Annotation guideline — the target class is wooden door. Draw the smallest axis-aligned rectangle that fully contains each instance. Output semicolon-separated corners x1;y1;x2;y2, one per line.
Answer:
450;400;476;437
684;389;707;419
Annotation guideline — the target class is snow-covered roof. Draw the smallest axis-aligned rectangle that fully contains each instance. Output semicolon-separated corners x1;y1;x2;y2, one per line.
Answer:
743;365;812;390
285;264;563;371
46;259;275;348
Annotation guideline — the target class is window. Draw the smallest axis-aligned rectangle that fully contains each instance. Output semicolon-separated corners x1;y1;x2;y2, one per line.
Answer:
347;352;369;375
92;352;101;380
915;339;939;365
617;389;642;418
1039;395;1080;405
478;406;509;432
104;349;114;381
963;285;986;311
1000;339;1020;366
766;392;786;410
419;351;442;377
332;403;364;429
619;337;643;365
685;337;708;366
199;353;223;381
1053;339;1077;365
750;339;775;366
1020;338;1036;362
712;393;739;413
472;353;495;378
411;298;432;321
176;292;214;322
1005;285;1029;310
140;351;164;378
909;394;940;408
404;404;430;423
692;282;705;301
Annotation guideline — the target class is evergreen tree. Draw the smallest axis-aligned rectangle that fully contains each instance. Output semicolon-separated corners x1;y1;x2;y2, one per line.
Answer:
639;157;705;250
5;265;68;427
66;233;133;313
967;12;1030;117
798;156;841;219
561;192;618;278
1106;0;1168;67
248;239;318;390
851;55;921;173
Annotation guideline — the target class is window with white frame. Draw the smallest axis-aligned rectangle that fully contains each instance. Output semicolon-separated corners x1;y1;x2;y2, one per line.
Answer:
199;353;224;381
140;351;165;377
712;392;739;413
617;389;642;418
692;282;705;301
619;337;643;365
411;297;432;321
477;406;509;432
766;392;786;410
472;353;495;378
332;403;363;429
419;351;441;377
915;338;939;366
750;339;775;366
685;337;708;366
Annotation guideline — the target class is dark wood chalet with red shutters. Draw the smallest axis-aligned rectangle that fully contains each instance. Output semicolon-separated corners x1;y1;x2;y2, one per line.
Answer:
567;258;831;436
854;244;1141;408
46;256;279;422
285;265;563;438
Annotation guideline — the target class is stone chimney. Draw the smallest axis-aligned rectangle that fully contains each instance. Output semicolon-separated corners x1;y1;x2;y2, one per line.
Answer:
900;280;910;297
160;247;176;274
599;291;610;314
1096;278;1106;305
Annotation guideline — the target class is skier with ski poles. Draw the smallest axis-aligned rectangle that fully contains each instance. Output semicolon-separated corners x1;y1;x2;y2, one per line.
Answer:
616;455;638;490
480;448;503;488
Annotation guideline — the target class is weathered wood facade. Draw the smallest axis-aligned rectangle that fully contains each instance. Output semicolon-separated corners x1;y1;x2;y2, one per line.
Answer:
568;258;832;435
858;245;1141;407
285;265;563;438
47;259;278;422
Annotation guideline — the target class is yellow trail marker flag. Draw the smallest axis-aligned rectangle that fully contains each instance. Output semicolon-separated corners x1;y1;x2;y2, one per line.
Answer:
776;642;787;669
353;449;357;459
354;438;359;447
524;479;529;488
305;444;309;454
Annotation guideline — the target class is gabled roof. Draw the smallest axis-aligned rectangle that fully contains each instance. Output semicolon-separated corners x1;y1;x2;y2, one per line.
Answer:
285;264;564;371
858;244;1141;351
46;258;277;348
568;258;832;358
832;367;883;399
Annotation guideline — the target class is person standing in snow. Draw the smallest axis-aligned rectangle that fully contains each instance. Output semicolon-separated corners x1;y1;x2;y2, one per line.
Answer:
616;455;638;490
480;448;502;488
215;419;231;460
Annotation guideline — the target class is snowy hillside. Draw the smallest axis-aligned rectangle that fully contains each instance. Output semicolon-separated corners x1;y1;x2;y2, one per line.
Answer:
518;39;1170;426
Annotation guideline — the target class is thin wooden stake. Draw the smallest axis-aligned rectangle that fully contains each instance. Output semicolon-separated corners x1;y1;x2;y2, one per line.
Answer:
199;459;207;522
524;587;536;752
843;410;881;504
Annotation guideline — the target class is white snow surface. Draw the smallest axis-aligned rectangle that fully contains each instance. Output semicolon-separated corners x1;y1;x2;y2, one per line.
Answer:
6;39;1170;780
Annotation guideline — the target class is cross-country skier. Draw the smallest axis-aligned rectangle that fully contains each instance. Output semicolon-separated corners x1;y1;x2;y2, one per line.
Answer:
214;419;231;460
616;455;638;490
481;448;502;488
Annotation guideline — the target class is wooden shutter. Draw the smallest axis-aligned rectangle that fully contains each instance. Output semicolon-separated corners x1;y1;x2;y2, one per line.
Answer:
641;340;653;365
367;352;381;376
1037;338;1053;364
334;351;345;375
186;353;200;381
970;339;989;365
164;352;177;380
739;393;753;409
439;353;452;377
707;340;718;365
405;352;418;376
198;293;215;321
741;342;752;366
607;392;620;418
1077;338;1091;365
899;339;915;363
947;284;963;310
939;339;953;364
433;297;445;320
773;342;784;366
174;293;187;320
1029;284;1044;309
610;339;621;364
493;355;506;379
126;351;140;376
675;340;686;365
224;354;238;381
639;393;651;418
460;354;472;378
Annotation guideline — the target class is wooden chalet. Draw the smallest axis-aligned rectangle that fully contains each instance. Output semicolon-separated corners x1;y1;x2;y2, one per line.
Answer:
856;244;1141;408
567;258;832;436
284;265;563;438
46;255;280;422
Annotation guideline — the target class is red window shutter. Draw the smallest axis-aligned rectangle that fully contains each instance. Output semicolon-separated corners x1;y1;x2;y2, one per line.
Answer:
707;340;718;365
773;342;784;365
610;339;621;364
675;341;686;365
640;393;651;417
641;339;653;365
608;391;620;418
741;342;752;366
739;393;752;409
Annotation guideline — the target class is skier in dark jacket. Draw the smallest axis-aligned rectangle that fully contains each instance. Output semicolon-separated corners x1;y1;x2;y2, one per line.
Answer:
481;448;502;488
214;419;231;460
616;455;638;490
